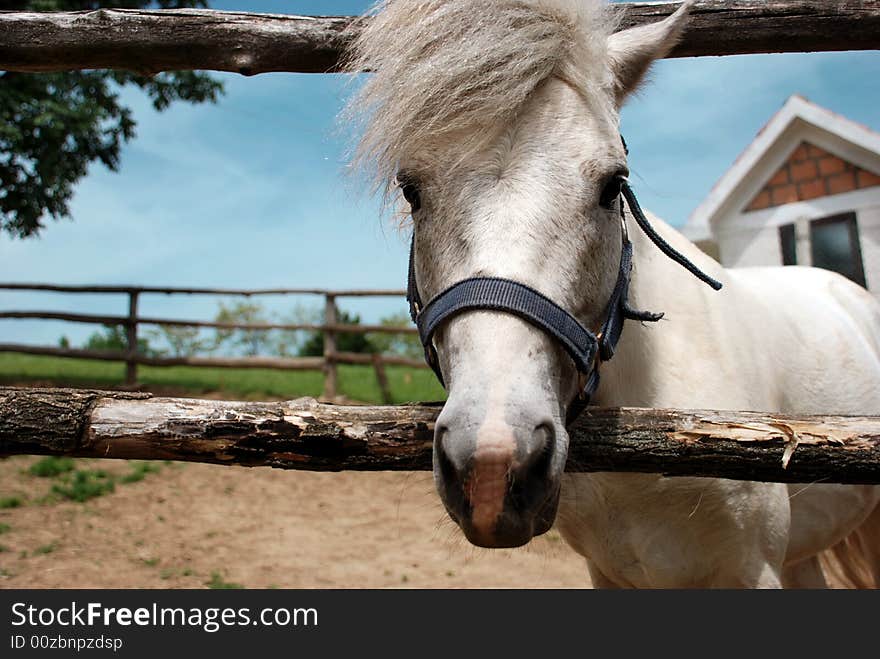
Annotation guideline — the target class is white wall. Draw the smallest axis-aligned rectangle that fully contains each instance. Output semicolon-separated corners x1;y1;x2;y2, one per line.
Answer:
715;188;880;299
718;224;784;268
860;204;880;292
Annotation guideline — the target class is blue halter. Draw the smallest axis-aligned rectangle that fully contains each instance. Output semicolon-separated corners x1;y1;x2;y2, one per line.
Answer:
406;149;722;425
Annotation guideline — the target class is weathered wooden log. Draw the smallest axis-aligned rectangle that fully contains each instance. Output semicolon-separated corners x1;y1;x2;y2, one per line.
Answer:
0;387;437;471
621;0;880;58
1;387;879;483
0;9;351;76
0;2;877;76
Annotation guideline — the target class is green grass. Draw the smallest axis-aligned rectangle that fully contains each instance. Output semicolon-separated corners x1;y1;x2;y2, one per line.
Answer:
0;496;23;509
0;523;10;535
206;571;243;590
0;354;446;404
22;460;166;506
119;461;161;484
33;541;59;555
51;469;115;503
27;457;75;478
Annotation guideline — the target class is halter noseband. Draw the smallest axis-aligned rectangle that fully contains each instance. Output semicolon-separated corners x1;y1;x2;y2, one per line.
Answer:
406;144;722;426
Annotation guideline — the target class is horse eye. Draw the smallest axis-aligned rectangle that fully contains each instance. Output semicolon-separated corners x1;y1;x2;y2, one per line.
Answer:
599;175;624;210
397;174;422;213
401;182;421;213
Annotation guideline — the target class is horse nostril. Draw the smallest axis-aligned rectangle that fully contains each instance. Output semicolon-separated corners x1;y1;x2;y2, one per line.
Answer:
435;424;461;488
504;421;556;515
525;422;556;480
533;422;554;445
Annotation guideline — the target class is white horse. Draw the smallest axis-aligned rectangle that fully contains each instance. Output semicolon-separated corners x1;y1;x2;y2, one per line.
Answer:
345;0;880;588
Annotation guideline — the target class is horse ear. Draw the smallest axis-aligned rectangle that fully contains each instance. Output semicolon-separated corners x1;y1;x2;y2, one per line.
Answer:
606;0;693;105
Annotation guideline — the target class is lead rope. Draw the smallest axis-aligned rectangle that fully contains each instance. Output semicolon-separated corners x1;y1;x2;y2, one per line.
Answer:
617;135;721;291
621;181;722;291
566;184;722;424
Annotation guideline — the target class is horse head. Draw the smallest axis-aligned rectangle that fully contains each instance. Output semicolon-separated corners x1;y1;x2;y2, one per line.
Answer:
346;0;694;548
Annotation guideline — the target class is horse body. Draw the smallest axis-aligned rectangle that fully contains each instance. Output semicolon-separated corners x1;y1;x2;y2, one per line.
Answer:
345;0;880;587
557;213;880;587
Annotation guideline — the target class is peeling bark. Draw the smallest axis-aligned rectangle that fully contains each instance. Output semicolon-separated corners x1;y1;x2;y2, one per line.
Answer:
2;387;879;483
0;2;877;76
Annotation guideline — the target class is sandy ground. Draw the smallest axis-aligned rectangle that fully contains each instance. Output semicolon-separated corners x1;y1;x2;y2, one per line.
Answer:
0;456;592;589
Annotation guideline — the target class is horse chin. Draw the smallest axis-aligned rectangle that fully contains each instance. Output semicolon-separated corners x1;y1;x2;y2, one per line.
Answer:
533;484;562;536
456;484;562;549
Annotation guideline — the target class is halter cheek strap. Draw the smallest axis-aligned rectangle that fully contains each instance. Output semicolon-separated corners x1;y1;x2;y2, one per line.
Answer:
406;175;722;426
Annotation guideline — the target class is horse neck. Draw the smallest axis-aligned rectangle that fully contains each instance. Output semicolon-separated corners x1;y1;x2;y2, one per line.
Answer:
590;209;726;408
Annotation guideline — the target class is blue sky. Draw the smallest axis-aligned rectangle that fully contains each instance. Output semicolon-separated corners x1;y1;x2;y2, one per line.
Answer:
1;0;878;348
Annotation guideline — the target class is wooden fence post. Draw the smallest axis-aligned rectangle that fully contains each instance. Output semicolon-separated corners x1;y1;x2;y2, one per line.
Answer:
322;294;337;400
125;290;139;388
371;353;392;404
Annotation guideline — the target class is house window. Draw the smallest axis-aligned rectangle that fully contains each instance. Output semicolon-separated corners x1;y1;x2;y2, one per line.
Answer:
779;223;797;265
809;212;866;287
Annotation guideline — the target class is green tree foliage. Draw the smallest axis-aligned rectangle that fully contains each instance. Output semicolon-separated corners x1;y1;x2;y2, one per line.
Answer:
213;301;275;357
82;324;152;355
146;325;212;358
272;303;321;357
368;311;422;359
298;308;375;357
0;1;224;238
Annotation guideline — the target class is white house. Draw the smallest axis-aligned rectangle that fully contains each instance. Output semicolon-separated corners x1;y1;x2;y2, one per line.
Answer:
683;95;880;299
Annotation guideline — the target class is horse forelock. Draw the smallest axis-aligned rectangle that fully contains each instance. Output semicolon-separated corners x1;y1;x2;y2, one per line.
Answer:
343;0;620;197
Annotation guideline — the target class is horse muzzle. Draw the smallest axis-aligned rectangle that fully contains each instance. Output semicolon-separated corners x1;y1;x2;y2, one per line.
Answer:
433;410;565;548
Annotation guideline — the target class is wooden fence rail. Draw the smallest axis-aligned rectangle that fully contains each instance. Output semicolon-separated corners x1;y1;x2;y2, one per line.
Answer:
0;2;878;76
0;283;406;296
0;310;421;335
0;284;426;402
2;387;879;483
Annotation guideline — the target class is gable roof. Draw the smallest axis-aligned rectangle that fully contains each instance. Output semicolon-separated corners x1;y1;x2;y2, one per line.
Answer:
683;95;880;243
743;140;880;212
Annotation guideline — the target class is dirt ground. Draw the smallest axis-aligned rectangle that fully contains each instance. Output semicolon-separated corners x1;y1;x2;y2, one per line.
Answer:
0;455;592;589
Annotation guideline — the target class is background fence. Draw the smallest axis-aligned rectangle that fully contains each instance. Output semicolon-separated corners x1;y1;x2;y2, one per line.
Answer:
0;283;427;403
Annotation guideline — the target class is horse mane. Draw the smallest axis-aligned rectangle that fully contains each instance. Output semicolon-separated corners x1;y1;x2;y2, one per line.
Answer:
342;0;620;195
